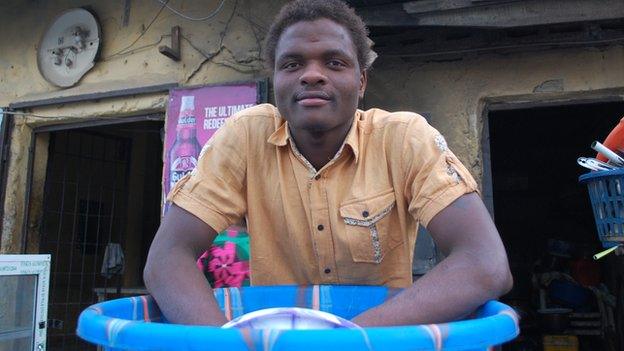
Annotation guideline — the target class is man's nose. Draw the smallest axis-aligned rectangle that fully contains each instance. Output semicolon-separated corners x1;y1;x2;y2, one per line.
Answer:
299;63;326;86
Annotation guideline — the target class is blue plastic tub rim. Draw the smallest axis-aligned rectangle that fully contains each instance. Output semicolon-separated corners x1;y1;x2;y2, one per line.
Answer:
77;285;520;351
578;168;624;183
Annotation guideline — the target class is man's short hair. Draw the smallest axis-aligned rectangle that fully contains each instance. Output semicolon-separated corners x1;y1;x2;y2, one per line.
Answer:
264;0;372;71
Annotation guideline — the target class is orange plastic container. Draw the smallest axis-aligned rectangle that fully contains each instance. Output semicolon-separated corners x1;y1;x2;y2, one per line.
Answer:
569;258;600;287
597;117;624;162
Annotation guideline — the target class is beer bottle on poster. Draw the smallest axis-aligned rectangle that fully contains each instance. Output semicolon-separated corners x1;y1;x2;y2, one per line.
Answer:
169;95;202;190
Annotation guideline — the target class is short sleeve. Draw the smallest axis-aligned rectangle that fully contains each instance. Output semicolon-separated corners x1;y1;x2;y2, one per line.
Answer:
167;117;247;233
403;117;479;227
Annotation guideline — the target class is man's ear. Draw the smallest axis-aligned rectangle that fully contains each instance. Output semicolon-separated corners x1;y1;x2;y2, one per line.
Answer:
359;70;368;99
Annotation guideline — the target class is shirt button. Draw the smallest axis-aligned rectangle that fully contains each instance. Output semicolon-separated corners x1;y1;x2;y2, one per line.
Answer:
324;268;331;274
362;210;369;218
315;174;321;180
317;224;324;231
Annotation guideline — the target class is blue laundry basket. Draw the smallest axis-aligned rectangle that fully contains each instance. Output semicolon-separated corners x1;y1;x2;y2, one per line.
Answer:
76;285;519;351
580;168;624;248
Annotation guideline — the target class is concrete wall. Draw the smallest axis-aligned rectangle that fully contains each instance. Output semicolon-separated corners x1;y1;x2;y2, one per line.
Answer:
0;0;281;106
365;45;624;204
0;0;285;252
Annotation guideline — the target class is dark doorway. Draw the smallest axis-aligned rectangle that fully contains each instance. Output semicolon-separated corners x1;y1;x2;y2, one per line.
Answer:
489;101;624;350
39;120;163;351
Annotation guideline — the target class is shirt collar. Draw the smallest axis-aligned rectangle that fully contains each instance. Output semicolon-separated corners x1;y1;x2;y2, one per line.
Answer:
267;110;361;163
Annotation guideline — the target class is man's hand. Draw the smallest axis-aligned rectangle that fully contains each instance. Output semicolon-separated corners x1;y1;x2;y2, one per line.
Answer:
143;204;228;326
352;192;512;326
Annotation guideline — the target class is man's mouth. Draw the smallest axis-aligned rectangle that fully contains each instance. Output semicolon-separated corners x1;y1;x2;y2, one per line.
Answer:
295;91;331;107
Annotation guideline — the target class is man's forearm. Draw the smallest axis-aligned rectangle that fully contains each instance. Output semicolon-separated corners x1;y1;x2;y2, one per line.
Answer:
144;246;227;326
351;251;512;326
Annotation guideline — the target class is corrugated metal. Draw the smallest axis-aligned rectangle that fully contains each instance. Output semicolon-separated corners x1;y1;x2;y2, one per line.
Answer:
347;0;406;7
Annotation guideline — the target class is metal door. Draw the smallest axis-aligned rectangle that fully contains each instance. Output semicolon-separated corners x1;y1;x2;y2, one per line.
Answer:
39;129;131;351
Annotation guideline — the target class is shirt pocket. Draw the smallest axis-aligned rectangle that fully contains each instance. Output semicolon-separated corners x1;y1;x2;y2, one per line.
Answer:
339;188;399;264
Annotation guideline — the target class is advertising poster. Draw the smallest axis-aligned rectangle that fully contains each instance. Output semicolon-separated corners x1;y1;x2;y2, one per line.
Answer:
162;82;260;213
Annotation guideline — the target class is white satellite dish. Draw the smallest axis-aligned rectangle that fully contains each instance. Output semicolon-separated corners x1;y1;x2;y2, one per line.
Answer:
37;8;101;88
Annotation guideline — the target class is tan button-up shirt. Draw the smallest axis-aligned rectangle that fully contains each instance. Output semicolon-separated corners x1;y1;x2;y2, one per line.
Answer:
168;104;478;288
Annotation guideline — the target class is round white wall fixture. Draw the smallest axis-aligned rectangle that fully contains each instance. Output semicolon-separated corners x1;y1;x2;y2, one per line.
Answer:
37;8;101;87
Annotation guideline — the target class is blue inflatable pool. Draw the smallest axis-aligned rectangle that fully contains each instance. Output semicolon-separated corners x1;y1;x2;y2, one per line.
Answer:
77;285;519;350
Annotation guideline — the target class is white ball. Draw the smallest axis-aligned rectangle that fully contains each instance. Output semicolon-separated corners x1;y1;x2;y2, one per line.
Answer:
221;307;360;330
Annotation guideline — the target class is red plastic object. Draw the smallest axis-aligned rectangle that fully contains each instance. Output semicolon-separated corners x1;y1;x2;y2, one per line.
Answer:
569;258;600;287
597;117;624;162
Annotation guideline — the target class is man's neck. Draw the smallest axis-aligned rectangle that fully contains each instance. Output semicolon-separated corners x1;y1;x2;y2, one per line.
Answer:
289;122;351;171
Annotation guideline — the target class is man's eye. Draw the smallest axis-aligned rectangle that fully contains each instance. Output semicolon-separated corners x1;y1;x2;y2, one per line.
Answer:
327;60;346;68
282;62;300;70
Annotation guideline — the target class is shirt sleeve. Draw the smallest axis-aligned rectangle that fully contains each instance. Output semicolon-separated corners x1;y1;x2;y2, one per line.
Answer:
167;116;247;233
402;116;479;227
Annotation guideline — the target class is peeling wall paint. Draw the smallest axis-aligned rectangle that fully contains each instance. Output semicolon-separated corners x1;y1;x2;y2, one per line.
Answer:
365;45;624;187
0;0;279;106
0;0;284;252
1;119;32;252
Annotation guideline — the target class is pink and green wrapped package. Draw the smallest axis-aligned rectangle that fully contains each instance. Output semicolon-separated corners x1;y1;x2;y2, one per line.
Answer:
197;227;250;288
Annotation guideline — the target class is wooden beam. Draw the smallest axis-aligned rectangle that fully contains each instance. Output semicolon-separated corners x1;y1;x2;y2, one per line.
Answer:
123;0;131;27
402;0;521;15
357;0;624;28
158;26;181;61
371;22;624;59
412;0;624;28
354;3;418;27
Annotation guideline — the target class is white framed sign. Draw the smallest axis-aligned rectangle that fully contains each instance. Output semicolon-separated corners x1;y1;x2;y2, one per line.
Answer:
0;254;51;351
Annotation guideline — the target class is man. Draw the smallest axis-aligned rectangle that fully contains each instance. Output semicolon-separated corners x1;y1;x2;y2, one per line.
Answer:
144;0;512;327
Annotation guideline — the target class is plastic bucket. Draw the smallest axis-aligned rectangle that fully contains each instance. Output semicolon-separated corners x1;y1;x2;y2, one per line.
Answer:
579;168;624;248
77;285;519;351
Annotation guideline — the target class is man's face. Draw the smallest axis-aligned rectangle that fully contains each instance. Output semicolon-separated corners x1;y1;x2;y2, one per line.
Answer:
273;19;367;134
